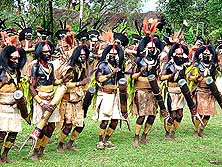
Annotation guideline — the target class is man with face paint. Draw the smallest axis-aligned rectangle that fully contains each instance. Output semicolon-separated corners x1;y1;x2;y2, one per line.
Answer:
187;45;219;137
216;43;222;93
19;28;35;77
94;42;126;150
160;43;194;139
30;41;62;160
131;35;169;147
87;30;101;73
0;45;27;163
19;28;34;52
53;29;76;80
56;44;90;153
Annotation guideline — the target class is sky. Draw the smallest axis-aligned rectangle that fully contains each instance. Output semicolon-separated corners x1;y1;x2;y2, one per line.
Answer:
141;0;158;12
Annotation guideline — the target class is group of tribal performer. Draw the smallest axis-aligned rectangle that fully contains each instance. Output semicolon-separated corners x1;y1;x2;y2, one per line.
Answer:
1;16;222;162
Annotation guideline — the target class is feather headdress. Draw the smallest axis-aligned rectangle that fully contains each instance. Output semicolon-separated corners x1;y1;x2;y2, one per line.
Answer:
143;17;159;36
100;31;114;44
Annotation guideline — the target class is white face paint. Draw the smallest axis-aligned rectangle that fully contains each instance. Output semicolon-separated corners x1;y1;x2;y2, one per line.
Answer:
9;51;20;68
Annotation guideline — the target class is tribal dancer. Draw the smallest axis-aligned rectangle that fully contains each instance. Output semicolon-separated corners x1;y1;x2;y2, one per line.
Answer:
57;44;90;153
188;45;220;137
131;18;168;147
95;41;127;150
30;41;61;160
160;43;197;139
0;45;28;163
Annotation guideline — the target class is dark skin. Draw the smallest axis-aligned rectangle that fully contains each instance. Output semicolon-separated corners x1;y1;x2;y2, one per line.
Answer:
29;58;54;112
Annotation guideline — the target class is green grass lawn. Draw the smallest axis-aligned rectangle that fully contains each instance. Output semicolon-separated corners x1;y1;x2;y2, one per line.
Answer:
3;106;222;167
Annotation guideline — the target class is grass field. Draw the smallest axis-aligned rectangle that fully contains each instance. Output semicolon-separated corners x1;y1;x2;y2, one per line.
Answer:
2;106;222;167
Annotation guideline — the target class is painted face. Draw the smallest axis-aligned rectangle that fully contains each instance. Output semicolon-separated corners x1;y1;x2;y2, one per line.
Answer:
25;32;32;40
107;48;117;62
202;50;211;64
9;51;20;69
147;41;156;55
78;49;86;63
62;41;69;52
173;48;185;66
40;44;51;62
89;39;99;53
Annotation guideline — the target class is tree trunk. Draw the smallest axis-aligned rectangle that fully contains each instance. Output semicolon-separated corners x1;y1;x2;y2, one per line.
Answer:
49;0;54;42
17;0;22;14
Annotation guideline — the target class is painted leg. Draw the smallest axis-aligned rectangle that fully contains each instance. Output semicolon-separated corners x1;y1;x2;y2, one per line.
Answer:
133;116;145;148
57;123;72;153
66;125;84;151
141;115;155;144
96;121;108;150
1;132;17;163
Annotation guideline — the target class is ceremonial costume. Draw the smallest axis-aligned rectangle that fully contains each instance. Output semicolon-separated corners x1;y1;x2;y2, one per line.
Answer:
57;44;90;152
30;41;60;160
188;45;220;137
19;27;35;76
160;43;197;139
132;32;168;147
95;42;127;150
87;30;101;72
0;45;28;163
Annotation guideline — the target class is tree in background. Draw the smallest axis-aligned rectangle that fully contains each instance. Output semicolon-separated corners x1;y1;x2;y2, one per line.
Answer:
0;0;143;42
157;0;222;44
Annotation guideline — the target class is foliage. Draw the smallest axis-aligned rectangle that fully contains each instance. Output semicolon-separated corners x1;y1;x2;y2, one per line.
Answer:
0;0;144;42
157;0;222;43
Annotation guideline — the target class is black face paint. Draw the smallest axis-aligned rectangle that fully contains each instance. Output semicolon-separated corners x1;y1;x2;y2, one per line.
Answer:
78;55;86;63
25;33;32;40
108;55;117;68
174;56;184;66
8;60;19;69
147;50;158;60
203;55;210;64
40;53;51;62
9;52;20;69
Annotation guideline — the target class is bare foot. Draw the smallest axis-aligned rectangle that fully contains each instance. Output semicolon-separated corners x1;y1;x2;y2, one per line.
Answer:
1;156;14;163
65;145;80;152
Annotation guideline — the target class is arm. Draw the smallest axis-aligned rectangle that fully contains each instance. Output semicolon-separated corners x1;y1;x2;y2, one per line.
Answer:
160;64;172;81
95;63;118;83
131;65;146;80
